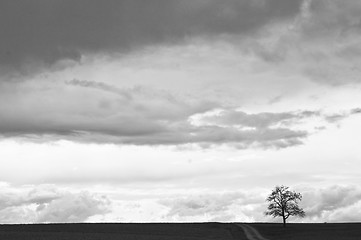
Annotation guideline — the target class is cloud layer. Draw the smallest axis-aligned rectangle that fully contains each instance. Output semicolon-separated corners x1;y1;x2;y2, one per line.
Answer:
159;185;361;222
302;185;361;222
1;182;361;223
1;75;359;148
0;184;110;223
0;0;303;73
0;79;348;148
1;0;361;148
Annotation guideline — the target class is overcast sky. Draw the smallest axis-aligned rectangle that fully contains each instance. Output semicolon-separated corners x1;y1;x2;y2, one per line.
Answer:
1;0;361;223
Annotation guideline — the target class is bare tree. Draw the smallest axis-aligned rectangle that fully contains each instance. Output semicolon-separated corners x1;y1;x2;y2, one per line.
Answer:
265;185;305;227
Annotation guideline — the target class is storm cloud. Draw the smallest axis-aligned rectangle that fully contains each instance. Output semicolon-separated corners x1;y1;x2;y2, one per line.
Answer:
0;0;303;73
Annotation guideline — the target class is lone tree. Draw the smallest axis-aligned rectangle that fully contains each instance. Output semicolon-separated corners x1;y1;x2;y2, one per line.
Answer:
265;185;305;227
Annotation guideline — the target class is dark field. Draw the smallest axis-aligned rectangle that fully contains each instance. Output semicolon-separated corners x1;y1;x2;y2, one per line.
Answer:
1;223;361;240
251;223;361;240
0;223;246;240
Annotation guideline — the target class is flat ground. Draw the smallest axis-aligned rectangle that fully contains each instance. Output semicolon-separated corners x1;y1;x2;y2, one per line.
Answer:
0;223;246;240
251;223;361;240
1;223;361;240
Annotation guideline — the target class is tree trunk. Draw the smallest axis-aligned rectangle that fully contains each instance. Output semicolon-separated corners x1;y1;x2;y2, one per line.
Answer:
283;216;286;227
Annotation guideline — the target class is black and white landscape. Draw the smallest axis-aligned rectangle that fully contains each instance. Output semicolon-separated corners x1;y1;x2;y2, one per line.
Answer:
0;0;361;225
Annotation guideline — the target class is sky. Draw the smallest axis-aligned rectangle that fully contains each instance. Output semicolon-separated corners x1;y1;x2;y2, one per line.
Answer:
1;0;361;223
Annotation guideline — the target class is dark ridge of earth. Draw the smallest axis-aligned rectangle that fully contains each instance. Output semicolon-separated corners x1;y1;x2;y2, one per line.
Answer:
0;222;246;240
1;222;361;240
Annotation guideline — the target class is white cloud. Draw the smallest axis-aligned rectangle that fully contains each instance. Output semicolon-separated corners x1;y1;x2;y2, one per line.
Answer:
0;183;110;223
159;191;266;222
301;185;361;222
37;191;110;223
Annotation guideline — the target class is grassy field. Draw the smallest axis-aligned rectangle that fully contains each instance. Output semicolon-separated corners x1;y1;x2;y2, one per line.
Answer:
0;223;246;240
1;222;361;240
251;223;361;240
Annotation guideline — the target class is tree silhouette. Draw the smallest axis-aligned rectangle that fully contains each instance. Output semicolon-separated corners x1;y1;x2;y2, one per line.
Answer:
265;185;305;227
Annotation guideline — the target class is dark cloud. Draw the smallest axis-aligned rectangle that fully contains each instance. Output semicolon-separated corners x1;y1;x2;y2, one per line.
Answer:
0;78;315;148
1;76;357;148
305;0;361;37
66;79;132;100
350;108;361;114
0;111;309;149
185;125;307;149
290;0;361;85
0;81;216;139
324;108;361;123
0;0;303;73
2;80;353;148
197;109;319;128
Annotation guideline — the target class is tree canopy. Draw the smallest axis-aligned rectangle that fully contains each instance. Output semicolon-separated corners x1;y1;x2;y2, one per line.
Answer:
265;185;305;227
